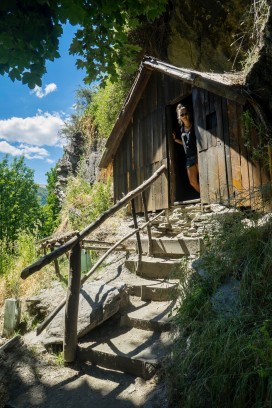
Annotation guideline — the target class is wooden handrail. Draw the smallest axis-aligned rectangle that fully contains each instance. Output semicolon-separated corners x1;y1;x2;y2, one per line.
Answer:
36;209;165;335
21;164;166;280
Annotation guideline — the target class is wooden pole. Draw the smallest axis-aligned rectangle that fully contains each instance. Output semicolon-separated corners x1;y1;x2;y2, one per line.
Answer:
141;191;153;256
21;164;166;280
131;199;142;273
50;245;61;279
36;210;165;335
131;199;142;255
63;242;81;363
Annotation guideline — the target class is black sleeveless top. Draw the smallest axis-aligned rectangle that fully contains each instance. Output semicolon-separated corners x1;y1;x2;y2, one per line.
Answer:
180;125;197;158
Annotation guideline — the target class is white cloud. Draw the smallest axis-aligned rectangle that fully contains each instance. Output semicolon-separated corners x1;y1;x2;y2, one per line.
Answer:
32;83;57;98
0;111;66;147
0;141;49;160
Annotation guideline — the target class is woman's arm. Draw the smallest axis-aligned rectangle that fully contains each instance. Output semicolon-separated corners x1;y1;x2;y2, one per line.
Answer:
172;131;183;145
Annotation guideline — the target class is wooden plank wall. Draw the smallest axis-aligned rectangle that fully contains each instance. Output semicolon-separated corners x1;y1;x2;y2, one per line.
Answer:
113;72;191;212
192;90;271;208
114;78;271;211
193;88;230;203
228;100;270;209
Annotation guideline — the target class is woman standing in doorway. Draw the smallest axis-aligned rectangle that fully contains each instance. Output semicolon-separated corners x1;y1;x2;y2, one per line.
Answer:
173;103;200;193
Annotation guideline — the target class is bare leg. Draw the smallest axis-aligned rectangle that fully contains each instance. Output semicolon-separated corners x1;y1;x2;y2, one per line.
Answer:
187;164;200;193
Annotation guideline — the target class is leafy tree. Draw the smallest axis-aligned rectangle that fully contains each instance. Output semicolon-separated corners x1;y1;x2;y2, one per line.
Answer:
0;155;42;250
0;0;167;87
40;165;61;236
37;185;48;205
86;78;128;138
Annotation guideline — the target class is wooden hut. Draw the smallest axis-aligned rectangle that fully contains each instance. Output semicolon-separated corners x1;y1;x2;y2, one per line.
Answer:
99;56;270;213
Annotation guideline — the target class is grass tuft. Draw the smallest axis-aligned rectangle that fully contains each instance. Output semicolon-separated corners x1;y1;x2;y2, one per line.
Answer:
166;209;272;408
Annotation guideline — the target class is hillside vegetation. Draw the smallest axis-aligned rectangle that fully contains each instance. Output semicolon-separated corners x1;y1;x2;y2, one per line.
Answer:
166;209;272;407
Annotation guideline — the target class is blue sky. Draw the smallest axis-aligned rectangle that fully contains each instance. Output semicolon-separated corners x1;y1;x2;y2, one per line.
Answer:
0;24;87;185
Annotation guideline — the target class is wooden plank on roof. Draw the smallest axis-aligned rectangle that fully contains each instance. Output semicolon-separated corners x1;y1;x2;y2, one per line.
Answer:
143;60;246;104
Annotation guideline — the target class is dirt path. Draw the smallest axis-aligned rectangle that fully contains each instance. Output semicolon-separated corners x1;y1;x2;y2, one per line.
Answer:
1;335;168;408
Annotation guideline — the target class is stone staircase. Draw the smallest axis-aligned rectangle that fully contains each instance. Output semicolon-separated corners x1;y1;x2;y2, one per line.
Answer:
75;206;203;379
32;201;228;380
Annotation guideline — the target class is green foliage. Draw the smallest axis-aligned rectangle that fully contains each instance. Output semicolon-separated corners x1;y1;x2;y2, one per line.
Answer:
70;0;168;83
167;211;272;407
61;175;112;230
0;231;37;293
0;0;167;87
37;185;48;206
86;79;128;138
40;166;61;237
241;109;271;170
0;0;64;88
53;350;65;367
236;0;269;72
0;156;43;250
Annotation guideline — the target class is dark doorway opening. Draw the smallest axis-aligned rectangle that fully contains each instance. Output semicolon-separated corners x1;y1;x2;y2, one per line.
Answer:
170;95;200;203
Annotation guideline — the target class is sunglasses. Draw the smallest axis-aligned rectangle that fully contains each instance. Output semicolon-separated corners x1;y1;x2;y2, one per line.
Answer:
180;112;189;117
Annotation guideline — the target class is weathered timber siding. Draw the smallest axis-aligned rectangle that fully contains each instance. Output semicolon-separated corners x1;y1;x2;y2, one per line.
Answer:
193;88;270;207
113;72;270;213
113;72;191;212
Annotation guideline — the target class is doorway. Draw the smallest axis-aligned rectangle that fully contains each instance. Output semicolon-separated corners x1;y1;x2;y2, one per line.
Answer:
169;95;200;203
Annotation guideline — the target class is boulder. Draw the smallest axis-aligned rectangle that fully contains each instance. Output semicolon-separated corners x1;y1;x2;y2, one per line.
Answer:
211;277;241;317
41;281;127;346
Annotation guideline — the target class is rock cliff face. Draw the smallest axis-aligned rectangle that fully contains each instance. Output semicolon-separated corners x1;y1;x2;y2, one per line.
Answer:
167;0;271;115
56;132;104;202
246;6;272;115
167;0;249;72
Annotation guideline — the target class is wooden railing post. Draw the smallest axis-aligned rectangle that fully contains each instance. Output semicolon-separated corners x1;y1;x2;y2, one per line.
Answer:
141;191;153;256
63;241;81;363
131;198;142;272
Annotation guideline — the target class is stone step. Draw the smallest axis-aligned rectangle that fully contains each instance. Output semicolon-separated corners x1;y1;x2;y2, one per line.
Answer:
139;236;202;257
120;298;177;332
77;318;174;379
125;255;182;279
134;281;179;301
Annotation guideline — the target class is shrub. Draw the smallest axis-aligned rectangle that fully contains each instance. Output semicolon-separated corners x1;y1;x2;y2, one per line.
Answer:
61;176;113;231
166;211;272;408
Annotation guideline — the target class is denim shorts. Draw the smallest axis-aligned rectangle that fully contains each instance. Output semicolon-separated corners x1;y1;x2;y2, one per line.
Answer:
186;155;198;168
